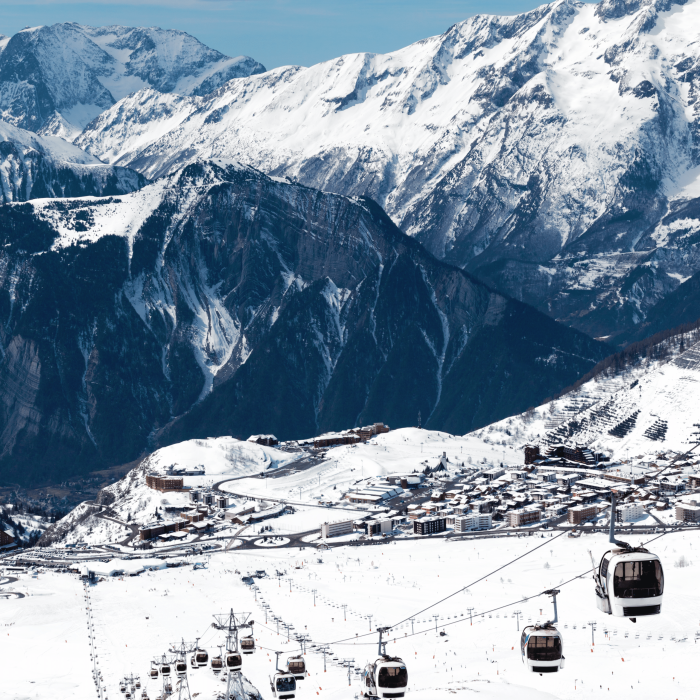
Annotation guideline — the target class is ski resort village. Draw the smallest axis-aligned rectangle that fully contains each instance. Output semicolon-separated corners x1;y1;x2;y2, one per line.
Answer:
2;329;700;700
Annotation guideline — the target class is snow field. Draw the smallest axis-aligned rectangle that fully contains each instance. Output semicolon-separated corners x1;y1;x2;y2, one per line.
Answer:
224;428;520;506
5;528;700;700
0;571;93;699
471;336;700;465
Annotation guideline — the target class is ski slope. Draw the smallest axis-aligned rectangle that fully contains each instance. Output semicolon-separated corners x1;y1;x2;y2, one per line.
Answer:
473;334;700;463
3;528;699;700
49;436;300;546
223;428;521;505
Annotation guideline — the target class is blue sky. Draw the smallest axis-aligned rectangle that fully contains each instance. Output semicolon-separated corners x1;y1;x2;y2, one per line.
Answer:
2;0;584;69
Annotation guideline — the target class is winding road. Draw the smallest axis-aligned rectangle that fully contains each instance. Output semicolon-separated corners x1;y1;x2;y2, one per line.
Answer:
0;575;24;599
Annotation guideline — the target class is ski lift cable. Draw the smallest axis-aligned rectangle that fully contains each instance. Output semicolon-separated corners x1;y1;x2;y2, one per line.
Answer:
388;527;570;630
255;529;570;651
250;526;676;655
328;528;676;648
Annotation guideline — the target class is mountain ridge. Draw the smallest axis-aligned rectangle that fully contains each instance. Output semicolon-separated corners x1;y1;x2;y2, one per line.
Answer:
0;159;608;486
0;23;265;138
73;0;700;341
0;120;147;202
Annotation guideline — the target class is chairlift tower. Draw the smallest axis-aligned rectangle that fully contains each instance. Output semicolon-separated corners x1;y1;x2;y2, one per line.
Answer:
152;653;179;699
212;610;253;700
167;639;200;700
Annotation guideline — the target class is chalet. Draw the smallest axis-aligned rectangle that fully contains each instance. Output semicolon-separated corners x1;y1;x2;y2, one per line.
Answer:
616;502;644;522
180;510;205;524
413;516;446;536
556;472;581;487
454;513;492;532
321;519;354;538
676;501;700;523
355;423;391;441
248;435;279;446
313;432;361;449
688;475;700;490
169;465;205;476
146;475;184;492
547;444;596;466
483;467;506;482
139;520;186;540
508;507;541;527
524;445;541;465
568;504;597;525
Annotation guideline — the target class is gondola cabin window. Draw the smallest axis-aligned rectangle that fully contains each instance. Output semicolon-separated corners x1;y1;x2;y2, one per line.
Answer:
526;636;562;661
276;677;296;692
378;665;408;688
613;560;663;598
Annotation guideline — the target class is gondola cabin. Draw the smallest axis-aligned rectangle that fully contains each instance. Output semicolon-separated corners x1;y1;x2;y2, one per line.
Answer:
520;626;565;674
270;671;296;699
595;549;664;620
241;636;255;654
211;656;223;674
226;651;242;671
159;664;171;678
191;649;209;668
149;668;159;680
175;660;187;677
363;658;408;699
287;656;306;679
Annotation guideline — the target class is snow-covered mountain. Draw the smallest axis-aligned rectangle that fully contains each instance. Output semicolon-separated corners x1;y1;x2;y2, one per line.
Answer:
41;436;298;545
473;323;700;461
0;159;606;486
0;23;265;138
0;121;146;202
75;0;700;340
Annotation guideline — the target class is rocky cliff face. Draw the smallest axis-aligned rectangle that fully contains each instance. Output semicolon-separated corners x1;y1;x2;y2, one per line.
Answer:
0;160;607;485
75;0;700;340
0;23;265;138
0;121;146;202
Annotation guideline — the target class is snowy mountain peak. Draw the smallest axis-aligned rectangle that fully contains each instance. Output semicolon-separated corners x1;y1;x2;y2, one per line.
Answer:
74;0;700;341
0;121;146;202
595;0;683;21
0;22;265;138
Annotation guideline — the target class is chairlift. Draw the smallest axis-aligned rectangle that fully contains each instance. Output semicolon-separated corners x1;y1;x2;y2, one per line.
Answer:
211;655;223;674
362;627;408;698
271;652;296;699
520;589;565;674
592;492;664;621
287;655;306;679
